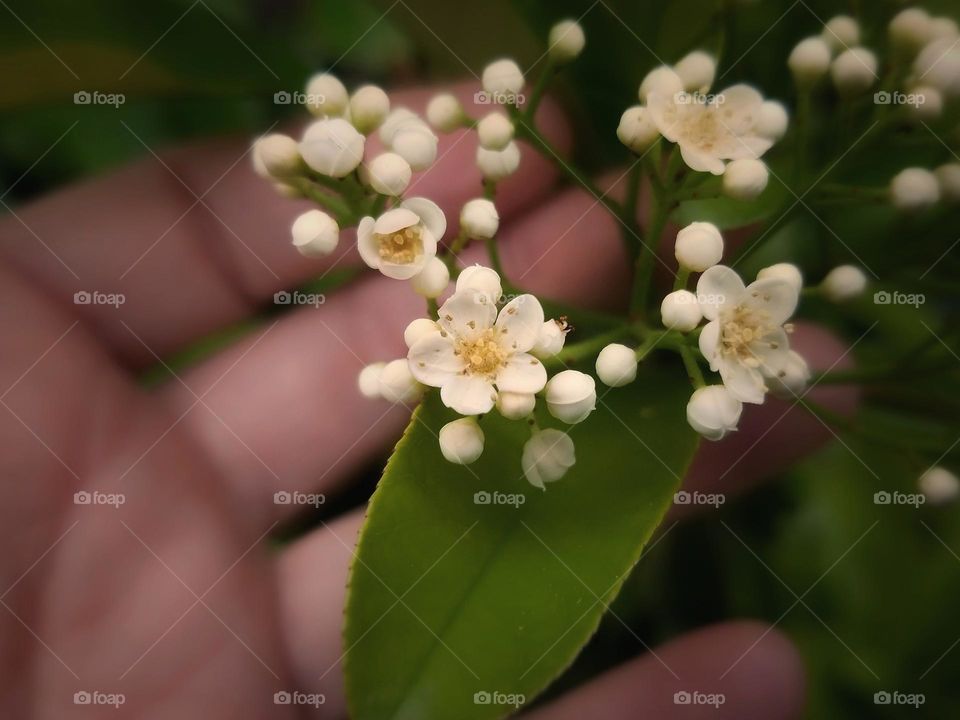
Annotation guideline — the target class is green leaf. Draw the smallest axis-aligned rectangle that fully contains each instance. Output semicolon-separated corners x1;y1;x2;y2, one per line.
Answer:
672;173;789;230
344;362;698;720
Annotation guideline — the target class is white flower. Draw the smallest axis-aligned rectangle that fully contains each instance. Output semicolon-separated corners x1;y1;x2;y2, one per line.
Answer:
497;391;535;420
545;370;596;423
595;343;637;387
765;350;811;398
482;59;524;95
907;85;943;121
291;209;339;257
697;265;799;404
660;290;703;332
300;118;365;178
830;48;878;96
392;123;439;170
935;164;960;203
532;319;569;359
477;141;521;181
821;265;867;302
890;9;934;52
477;113;514;151
675;221;724;271
460;198;499;239
379;108;421;145
890;167;940;211
357;197;446;280
457;265;502;303
379;358;423;403
930;17;960;42
686;385;742;440
522;429;575;489
548;19;586;63
253;133;301;178
304;73;348;116
723;158;769;200
822;16;860;52
357;362;385;399
439;417;484;464
674;51;716;92
404;318;440;348
411;257;450;299
788;37;832;84
366;152;412;196
349;85;390;133
647;85;774;175
617;106;660;153
426;94;465;132
639;66;683;102
757;263;803;293
914;39;960;98
919;467;960;504
407;291;547;416
756;101;789;141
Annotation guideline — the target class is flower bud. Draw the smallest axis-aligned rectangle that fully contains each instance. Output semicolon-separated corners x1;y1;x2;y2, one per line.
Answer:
756;101;789;141
935;164;960;203
545;370;596;424
300;118;365;178
253;133;301;178
889;8;933;52
595;343;638;387
272;182;301;199
304;73;348;116
757;263;803;293
438;417;484;464
349;84;390;133
460;198;499;239
930;17;960;42
426;93;465;132
830;48;878;96
913;39;960;98
477;113;514;151
522;429;575;489
456;265;502;304
765;350;811;398
532;319;568;359
476;141;521;181
822;265;867;302
906;85;943;121
482;59;524;95
291;209;339;257
822;16;860;52
366;152;412;196
660;290;703;332
639;66;683;102
674;51;716;92
788;37;831;84
378;359;423;403
379;108;421;145
548;19;585;63
617;105;660;153
497;391;536;420
411;257;450;298
687;386;742;440
357;362;385;399
919;467;960;504
675;221;723;271
392;125;439;171
890;167;940;211
404;318;440;348
723;158;769;200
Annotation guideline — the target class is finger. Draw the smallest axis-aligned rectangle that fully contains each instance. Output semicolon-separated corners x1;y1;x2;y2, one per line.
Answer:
528;620;805;720
0;82;569;366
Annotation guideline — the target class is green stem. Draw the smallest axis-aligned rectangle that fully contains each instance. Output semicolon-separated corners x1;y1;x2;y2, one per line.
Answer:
485;236;505;276
546;325;633;370
293;179;355;224
679;344;706;388
524;56;557;119
629;193;673;319
673;268;691;292
622;162;643;259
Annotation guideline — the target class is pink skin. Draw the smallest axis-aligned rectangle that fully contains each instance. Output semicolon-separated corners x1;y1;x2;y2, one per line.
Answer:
0;82;846;718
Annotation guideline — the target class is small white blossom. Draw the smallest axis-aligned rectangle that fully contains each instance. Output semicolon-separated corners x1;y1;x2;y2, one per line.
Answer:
358;362;385;399
253;133;301;178
788;37;832;84
408;286;547;416
426;93;465;132
595;343;637;387
906;85;943;121
674;51;716;92
756;101;789;141
392;123;439;171
349;85;390;133
379;358;423;403
934;164;960;203
305;73;348;116
477;141;521;181
617;105;660;153
822;16;860;52
765;350;811;398
913;39;960;98
366;152;412;196
300;118;365;178
639;66;684;103
532;319;569;359
411;257;450;299
522;429;575;489
291;209;339;257
661;290;703;332
477;113;514;151
890;8;934;52
930;17;960;42
404;318;440;348
822;265;867;302
919;467;960;504
757;263;803;293
460;198;500;239
357;197;446;280
439;417;484;464
675;221;724;271
457;265;502;304
890;167;940;211
497;391;536;420
697;265;800;404
830;48;878;96
482;59;524;95
723;158;769;200
687;385;742;440
545;370;596;424
379;108;421;145
548;19;586;63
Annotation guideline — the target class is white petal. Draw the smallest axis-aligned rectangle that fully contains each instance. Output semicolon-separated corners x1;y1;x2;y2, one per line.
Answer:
697;265;744;320
495;353;547;394
698;319;721;371
680;143;726;175
408;334;463;387
742;278;798;326
437;290;497;342
441;375;496;415
420;228;438;263
715;85;764;134
374;207;419;235
752;327;791;376
380;256;425;280
356;217;380;269
495;295;545;353
401;197;446;241
719;358;766;404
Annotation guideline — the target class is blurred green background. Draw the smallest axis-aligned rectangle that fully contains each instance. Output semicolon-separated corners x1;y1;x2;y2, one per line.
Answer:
3;0;960;716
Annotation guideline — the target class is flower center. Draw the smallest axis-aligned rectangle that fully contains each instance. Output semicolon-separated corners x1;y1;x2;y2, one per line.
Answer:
719;304;776;368
456;329;507;377
376;224;423;265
